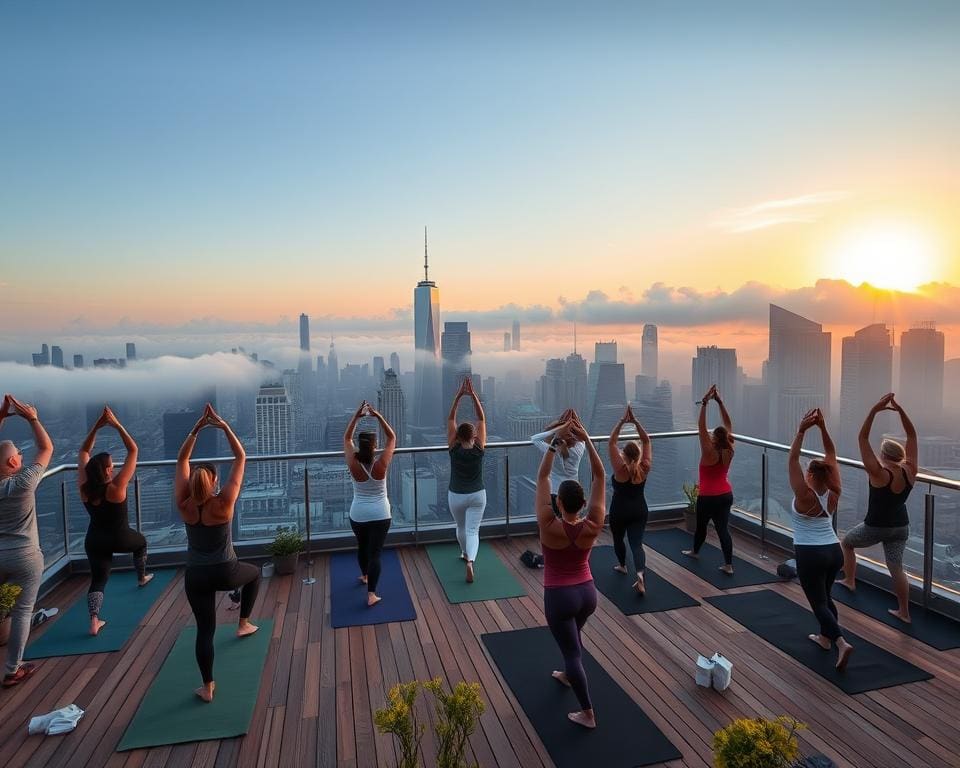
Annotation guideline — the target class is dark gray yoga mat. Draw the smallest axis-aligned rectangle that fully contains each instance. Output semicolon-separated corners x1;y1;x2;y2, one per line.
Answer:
644;528;782;588
590;546;699;615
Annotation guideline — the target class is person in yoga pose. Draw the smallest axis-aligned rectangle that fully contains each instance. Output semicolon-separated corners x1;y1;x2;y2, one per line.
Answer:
537;411;605;729
839;393;918;623
683;384;736;574
788;409;854;671
175;404;260;703
608;404;652;594
344;400;396;607
0;395;53;688
532;408;585;516
78;406;153;636
447;377;487;583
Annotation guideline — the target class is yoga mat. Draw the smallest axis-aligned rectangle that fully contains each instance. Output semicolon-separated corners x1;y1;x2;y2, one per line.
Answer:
426;542;526;604
117;619;274;751
26;569;178;659
705;590;933;694
644;528;781;588
330;548;417;628
832;580;960;651
589;546;699;615
482;627;682;768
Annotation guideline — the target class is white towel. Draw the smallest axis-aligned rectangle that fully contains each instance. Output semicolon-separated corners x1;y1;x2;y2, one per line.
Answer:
28;704;84;736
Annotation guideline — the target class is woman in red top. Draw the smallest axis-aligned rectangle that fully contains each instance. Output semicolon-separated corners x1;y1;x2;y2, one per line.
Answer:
536;412;605;729
683;385;736;574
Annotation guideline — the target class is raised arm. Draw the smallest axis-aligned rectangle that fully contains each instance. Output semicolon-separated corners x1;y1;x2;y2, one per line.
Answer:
697;386;718;463
78;410;108;491
815;409;841;495
207;405;245;505
370;408;397;477
8;396;53;469
715;389;733;433
464;378;486;448
446;382;466;447
608;408;628;474
569;416;605;528
632;408;653;473
531;423;564;455
858;395;889;482
892;396;919;478
343;401;367;463
535;440;559;527
788;412;817;507
175;412;208;508
103;407;139;497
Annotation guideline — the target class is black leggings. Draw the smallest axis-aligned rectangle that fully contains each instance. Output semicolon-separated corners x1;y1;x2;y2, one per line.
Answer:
795;543;844;641
350;518;391;593
184;560;261;684
544;581;598;711
610;508;648;572
85;526;148;617
693;492;734;565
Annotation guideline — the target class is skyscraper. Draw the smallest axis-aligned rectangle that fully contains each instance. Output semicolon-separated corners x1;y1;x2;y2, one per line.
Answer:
691;346;739;417
564;352;588;415
413;228;442;439
32;344;49;367
900;323;945;432
767;305;831;443
282;369;305;450
73;354;84;369
51;346;64;368
390;352;401;374
839;324;893;454
327;339;339;406
441;321;472;415
503;332;511;352
256;384;292;486
537;358;566;417
299;313;310;352
641;324;658;382
373;356;385;383
125;342;137;361
595;341;617;364
587;359;627;434
511;319;521;351
379;368;407;446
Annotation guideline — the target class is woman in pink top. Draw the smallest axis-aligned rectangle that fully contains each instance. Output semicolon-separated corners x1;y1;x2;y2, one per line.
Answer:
536;412;605;729
683;385;736;574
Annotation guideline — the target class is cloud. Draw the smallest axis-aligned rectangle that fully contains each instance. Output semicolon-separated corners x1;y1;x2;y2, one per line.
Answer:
712;191;850;233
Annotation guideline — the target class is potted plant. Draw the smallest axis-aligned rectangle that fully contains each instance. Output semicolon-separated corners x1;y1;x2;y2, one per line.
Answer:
267;529;304;575
682;482;699;534
713;716;804;768
0;583;23;646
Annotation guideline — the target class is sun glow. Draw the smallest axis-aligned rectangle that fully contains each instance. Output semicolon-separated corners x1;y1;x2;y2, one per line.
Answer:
829;222;939;292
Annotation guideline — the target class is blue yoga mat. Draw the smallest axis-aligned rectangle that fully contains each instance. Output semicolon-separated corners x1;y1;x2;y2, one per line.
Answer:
329;548;417;628
26;568;178;659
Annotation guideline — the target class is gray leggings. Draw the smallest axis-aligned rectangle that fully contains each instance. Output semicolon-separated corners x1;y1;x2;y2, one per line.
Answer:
0;546;43;675
843;523;909;569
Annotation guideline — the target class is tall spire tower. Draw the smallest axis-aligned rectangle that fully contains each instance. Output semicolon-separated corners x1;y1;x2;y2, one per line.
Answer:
413;227;442;441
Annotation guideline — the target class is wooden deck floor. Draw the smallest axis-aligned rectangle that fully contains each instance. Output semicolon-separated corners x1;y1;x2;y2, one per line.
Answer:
2;525;959;768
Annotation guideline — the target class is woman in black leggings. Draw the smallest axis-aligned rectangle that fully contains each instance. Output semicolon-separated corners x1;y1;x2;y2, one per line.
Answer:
608;405;652;594
175;404;260;703
78;406;153;636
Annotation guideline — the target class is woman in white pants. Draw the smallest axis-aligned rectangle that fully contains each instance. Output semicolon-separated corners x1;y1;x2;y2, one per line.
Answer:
531;409;585;516
447;378;487;583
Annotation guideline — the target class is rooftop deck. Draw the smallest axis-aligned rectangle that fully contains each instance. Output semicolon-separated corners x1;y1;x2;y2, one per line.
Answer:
2;525;959;768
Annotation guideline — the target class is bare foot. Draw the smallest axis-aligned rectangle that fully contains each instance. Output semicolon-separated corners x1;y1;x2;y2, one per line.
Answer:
460;552;467;561
357;574;368;585
195;682;215;702
888;609;912;624
138;573;155;587
681;549;699;559
551;670;571;687
236;620;259;638
836;639;854;671
838;579;856;592
612;564;628;574
367;593;382;607
718;564;734;575
808;633;831;650
466;561;474;583
633;574;645;595
568;710;596;729
90;617;107;636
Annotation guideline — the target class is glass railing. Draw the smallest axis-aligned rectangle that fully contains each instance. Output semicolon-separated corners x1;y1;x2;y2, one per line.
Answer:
33;432;960;612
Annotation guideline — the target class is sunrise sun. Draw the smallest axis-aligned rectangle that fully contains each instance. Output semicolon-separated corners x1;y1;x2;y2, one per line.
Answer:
829;222;939;292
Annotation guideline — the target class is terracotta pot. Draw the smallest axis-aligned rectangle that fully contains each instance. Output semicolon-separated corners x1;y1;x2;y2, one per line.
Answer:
684;508;697;534
273;553;300;576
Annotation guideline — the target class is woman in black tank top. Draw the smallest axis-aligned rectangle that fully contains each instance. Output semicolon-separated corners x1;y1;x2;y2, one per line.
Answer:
78;407;152;637
840;394;919;623
607;406;652;594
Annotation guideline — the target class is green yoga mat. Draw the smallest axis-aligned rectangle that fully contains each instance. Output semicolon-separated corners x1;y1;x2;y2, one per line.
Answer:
117;619;274;751
26;569;178;659
426;542;526;603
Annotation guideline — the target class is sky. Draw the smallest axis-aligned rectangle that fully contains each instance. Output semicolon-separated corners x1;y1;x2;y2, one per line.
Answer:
2;1;959;377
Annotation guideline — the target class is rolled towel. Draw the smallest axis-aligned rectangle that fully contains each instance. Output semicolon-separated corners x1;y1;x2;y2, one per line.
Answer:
28;704;84;736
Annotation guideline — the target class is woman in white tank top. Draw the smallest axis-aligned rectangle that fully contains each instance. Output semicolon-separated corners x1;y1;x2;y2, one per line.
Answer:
788;409;854;671
344;401;396;607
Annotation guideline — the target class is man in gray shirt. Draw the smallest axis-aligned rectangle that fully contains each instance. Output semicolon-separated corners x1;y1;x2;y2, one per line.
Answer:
0;394;53;688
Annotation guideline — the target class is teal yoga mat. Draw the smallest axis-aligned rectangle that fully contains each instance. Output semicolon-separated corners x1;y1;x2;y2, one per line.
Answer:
26;569;178;659
426;542;527;603
117;619;274;750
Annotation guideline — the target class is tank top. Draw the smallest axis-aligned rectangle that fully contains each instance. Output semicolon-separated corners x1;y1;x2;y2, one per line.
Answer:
349;463;391;523
699;454;733;496
609;475;648;518
543;519;593;588
449;444;484;494
791;489;838;546
185;502;236;566
864;467;912;528
84;495;129;531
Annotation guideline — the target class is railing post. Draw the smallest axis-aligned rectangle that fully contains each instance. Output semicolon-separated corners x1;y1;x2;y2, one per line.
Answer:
60;479;69;557
759;449;769;559
412;453;419;546
504;450;510;538
303;460;315;585
134;474;143;532
923;491;935;608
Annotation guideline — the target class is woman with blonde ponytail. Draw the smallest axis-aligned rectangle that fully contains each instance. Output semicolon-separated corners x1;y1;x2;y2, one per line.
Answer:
608;405;652;594
175;404;260;703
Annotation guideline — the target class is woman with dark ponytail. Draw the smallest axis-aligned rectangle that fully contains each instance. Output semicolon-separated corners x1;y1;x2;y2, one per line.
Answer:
344;400;396;606
608;404;652;594
683;384;737;574
78;406;152;636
